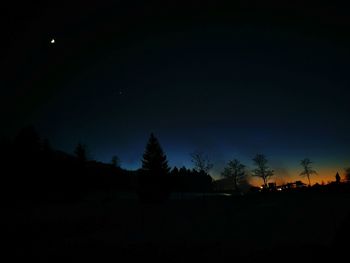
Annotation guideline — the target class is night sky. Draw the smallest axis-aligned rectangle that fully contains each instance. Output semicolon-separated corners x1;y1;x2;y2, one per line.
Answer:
1;1;349;184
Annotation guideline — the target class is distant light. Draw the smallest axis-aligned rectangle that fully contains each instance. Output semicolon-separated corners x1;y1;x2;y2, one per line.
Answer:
51;38;55;44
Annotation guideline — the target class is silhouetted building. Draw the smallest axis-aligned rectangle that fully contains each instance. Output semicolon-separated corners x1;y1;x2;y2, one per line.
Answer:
268;182;276;190
279;181;307;190
295;180;307;188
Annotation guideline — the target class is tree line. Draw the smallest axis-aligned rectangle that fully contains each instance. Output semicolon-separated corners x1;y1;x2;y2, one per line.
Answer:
1;126;349;202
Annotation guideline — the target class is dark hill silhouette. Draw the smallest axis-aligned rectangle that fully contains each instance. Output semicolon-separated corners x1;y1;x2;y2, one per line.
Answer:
2;126;350;263
1;126;134;204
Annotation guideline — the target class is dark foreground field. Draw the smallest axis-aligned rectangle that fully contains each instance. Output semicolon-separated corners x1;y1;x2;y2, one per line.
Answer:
5;191;350;262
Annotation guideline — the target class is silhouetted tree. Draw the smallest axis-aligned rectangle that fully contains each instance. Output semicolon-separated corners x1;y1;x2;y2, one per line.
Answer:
300;158;317;186
252;154;274;188
74;143;87;162
111;155;120;168
335;172;341;184
179;166;188;175
141;133;170;176
221;159;246;191
190;151;213;174
138;133;170;202
171;166;179;176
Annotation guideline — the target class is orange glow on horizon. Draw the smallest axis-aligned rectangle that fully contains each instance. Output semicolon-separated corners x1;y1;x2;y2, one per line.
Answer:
248;167;347;187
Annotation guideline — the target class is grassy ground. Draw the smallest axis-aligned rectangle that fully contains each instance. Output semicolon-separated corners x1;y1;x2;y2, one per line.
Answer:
5;191;350;262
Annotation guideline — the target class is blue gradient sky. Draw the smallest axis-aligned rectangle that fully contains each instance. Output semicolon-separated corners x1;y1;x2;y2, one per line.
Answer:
2;2;349;185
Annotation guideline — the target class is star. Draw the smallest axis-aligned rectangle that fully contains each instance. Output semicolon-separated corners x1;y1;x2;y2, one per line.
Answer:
50;38;55;44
